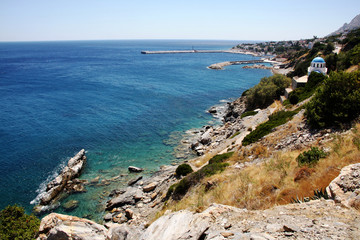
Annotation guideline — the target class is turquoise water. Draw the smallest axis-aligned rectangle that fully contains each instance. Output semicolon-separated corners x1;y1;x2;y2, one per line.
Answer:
0;40;272;220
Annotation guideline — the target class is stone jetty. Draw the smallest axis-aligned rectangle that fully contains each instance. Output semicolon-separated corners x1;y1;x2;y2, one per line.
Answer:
141;50;232;54
208;60;265;70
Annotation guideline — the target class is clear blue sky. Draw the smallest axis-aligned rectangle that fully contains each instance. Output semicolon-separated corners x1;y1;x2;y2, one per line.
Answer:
1;0;359;42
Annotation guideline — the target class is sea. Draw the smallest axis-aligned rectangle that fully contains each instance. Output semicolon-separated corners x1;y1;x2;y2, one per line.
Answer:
0;40;272;221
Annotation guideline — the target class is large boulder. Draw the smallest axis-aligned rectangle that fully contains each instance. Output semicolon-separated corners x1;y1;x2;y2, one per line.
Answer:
107;224;141;240
327;163;360;208
37;213;107;240
106;187;142;210
140;210;211;240
143;182;158;192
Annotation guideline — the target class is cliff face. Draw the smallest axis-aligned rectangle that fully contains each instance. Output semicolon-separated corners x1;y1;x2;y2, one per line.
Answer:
328;13;360;36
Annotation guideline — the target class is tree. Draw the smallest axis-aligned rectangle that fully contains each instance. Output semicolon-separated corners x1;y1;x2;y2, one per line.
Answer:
0;205;40;240
245;74;291;110
305;71;326;91
324;42;335;55
325;53;338;73
305;71;360;128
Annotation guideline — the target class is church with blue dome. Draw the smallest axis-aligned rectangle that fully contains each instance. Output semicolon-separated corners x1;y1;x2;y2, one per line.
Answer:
284;56;328;99
308;57;327;75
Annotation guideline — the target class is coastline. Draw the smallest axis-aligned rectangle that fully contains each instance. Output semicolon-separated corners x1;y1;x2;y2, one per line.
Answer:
30;48;276;221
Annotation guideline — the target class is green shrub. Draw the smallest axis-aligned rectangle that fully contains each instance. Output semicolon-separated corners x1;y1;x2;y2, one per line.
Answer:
166;184;177;200
0;205;40;240
245;74;291;110
172;178;191;200
353;136;360;150
175;164;193;177
230;132;240;139
289;92;299;104
241;111;258;119
208;152;234;164
291;188;330;203
242;110;299;146
296;147;327;166
305;71;360;128
169;153;231;200
305;71;326;91
201;162;229;176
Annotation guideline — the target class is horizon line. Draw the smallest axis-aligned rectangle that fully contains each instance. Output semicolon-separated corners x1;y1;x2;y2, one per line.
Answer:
0;37;315;44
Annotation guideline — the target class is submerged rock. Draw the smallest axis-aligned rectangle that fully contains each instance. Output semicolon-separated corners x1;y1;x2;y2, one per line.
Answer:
128;166;144;173
62;199;79;212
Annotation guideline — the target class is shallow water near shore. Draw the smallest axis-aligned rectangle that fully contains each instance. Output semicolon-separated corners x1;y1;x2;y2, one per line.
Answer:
0;40;271;221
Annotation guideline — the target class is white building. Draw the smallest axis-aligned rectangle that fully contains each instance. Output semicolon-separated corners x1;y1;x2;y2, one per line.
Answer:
284;57;327;100
307;57;327;75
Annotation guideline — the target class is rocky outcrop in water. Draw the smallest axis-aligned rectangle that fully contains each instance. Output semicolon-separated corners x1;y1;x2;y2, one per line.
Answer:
33;149;87;214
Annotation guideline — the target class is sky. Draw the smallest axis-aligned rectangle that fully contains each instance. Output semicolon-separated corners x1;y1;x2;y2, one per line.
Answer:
0;0;359;42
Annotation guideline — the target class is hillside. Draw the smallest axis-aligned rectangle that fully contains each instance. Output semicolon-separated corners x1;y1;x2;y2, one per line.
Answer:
36;69;360;239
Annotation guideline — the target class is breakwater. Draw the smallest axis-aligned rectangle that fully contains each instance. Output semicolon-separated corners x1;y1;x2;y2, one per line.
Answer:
208;60;265;70
141;50;233;54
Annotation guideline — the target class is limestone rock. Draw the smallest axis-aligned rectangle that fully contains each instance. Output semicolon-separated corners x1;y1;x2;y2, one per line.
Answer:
140;209;210;240
128;166;144;173
37;213;107;240
140;201;360;240
125;209;134;219
328;163;360;208
37;149;86;207
128;176;143;186
107;224;141;240
200;128;213;145
106;187;142;210
104;213;113;221
143;182;158;192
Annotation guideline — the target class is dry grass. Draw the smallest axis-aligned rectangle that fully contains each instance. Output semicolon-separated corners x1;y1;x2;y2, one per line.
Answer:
156;123;360;220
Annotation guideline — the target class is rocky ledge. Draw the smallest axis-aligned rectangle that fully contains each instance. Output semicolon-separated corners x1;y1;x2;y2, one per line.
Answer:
328;163;360;208
104;165;178;226
37;162;360;239
33;149;87;214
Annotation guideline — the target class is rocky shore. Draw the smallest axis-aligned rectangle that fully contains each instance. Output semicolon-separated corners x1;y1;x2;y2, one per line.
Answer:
35;94;360;239
37;162;360;239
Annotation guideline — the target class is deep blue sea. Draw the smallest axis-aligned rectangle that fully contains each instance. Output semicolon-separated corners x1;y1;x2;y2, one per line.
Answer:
0;40;271;221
